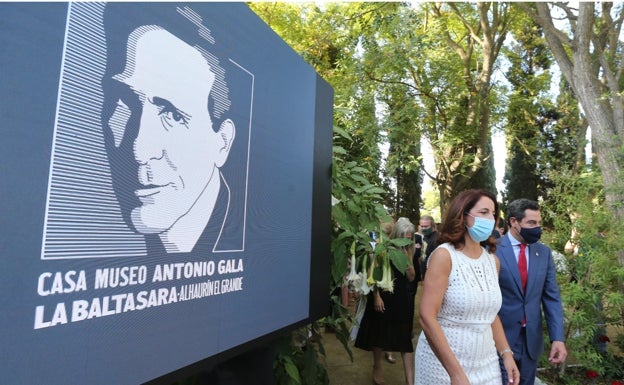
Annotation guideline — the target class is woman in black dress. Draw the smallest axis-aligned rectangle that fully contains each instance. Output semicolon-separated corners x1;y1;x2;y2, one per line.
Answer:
355;217;419;385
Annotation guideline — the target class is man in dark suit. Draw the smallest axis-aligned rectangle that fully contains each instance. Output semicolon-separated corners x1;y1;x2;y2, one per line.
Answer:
414;215;438;280
496;199;567;385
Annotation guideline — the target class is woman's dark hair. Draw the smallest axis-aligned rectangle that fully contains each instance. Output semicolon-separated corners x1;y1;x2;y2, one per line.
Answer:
437;189;500;253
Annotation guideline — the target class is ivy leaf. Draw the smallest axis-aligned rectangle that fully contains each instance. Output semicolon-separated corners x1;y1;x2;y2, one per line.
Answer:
283;357;302;385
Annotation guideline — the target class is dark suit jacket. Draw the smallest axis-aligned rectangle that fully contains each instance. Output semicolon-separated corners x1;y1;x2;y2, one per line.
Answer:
496;233;565;360
415;231;438;279
412;234;424;281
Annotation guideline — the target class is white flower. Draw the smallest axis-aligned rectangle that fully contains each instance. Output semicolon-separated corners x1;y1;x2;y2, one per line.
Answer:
366;255;377;287
346;252;359;282
376;257;394;293
358;273;371;295
356;255;371;295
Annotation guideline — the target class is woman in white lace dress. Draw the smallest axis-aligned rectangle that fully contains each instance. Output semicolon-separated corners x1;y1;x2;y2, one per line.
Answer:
415;189;519;385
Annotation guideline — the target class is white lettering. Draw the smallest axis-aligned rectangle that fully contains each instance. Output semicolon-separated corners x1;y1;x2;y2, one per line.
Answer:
37;273;52;296
136;291;148;310
37;271;87;296
34;303;68;329
72;300;89;322
153;261;216;282
94;266;147;289
218;259;244;274
221;277;244;293
123;293;136;312
152;265;163;282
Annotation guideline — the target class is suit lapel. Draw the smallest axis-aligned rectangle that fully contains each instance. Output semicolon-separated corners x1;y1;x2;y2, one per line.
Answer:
501;236;524;294
525;243;542;296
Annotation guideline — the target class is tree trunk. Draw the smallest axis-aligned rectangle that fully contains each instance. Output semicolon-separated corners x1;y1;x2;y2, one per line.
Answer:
532;2;624;221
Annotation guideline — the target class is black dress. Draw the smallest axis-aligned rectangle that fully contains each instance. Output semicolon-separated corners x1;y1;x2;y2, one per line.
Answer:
354;263;417;352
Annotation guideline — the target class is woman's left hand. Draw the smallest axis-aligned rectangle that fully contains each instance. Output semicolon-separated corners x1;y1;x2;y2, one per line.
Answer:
502;354;520;384
374;292;385;313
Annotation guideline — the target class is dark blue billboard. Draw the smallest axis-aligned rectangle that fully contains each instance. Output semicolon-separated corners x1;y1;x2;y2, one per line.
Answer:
0;3;333;384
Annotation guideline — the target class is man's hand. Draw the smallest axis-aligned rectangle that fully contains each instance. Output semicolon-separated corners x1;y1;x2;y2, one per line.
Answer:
548;341;567;364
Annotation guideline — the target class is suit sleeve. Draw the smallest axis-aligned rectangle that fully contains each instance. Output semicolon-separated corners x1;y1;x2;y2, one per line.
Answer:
541;245;566;342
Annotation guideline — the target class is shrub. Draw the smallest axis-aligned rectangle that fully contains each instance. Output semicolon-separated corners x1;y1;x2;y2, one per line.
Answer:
539;169;624;384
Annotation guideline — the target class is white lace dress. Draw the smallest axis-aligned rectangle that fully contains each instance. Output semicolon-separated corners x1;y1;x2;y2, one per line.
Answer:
415;243;503;385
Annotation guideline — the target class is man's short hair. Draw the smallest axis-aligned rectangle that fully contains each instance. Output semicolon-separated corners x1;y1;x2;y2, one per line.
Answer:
420;215;436;229
102;3;232;131
506;198;540;225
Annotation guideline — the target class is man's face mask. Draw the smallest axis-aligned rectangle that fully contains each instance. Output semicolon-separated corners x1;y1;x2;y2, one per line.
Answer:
520;226;542;244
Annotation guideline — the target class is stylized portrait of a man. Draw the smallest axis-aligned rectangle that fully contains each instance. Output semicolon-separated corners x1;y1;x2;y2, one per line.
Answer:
100;5;250;255
102;23;237;253
41;4;250;259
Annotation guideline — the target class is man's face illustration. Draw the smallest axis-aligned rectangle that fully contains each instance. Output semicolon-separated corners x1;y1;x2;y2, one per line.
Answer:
105;28;233;235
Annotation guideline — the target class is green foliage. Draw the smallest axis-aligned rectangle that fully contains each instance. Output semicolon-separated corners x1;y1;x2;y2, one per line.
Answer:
413;2;509;206
503;18;549;203
271;294;357;385
272;323;327;385
352;3;426;218
331;125;394;284
421;187;441;222
538;169;624;384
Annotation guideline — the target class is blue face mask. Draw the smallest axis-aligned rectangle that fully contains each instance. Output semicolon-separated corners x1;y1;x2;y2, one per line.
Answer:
520;226;542;244
466;214;495;242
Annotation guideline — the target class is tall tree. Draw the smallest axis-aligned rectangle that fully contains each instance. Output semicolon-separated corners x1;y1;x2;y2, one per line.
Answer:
547;78;588;175
425;2;511;210
384;89;423;220
359;2;513;213
249;3;384;172
539;75;588;198
520;2;624;222
356;3;425;220
503;18;553;203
